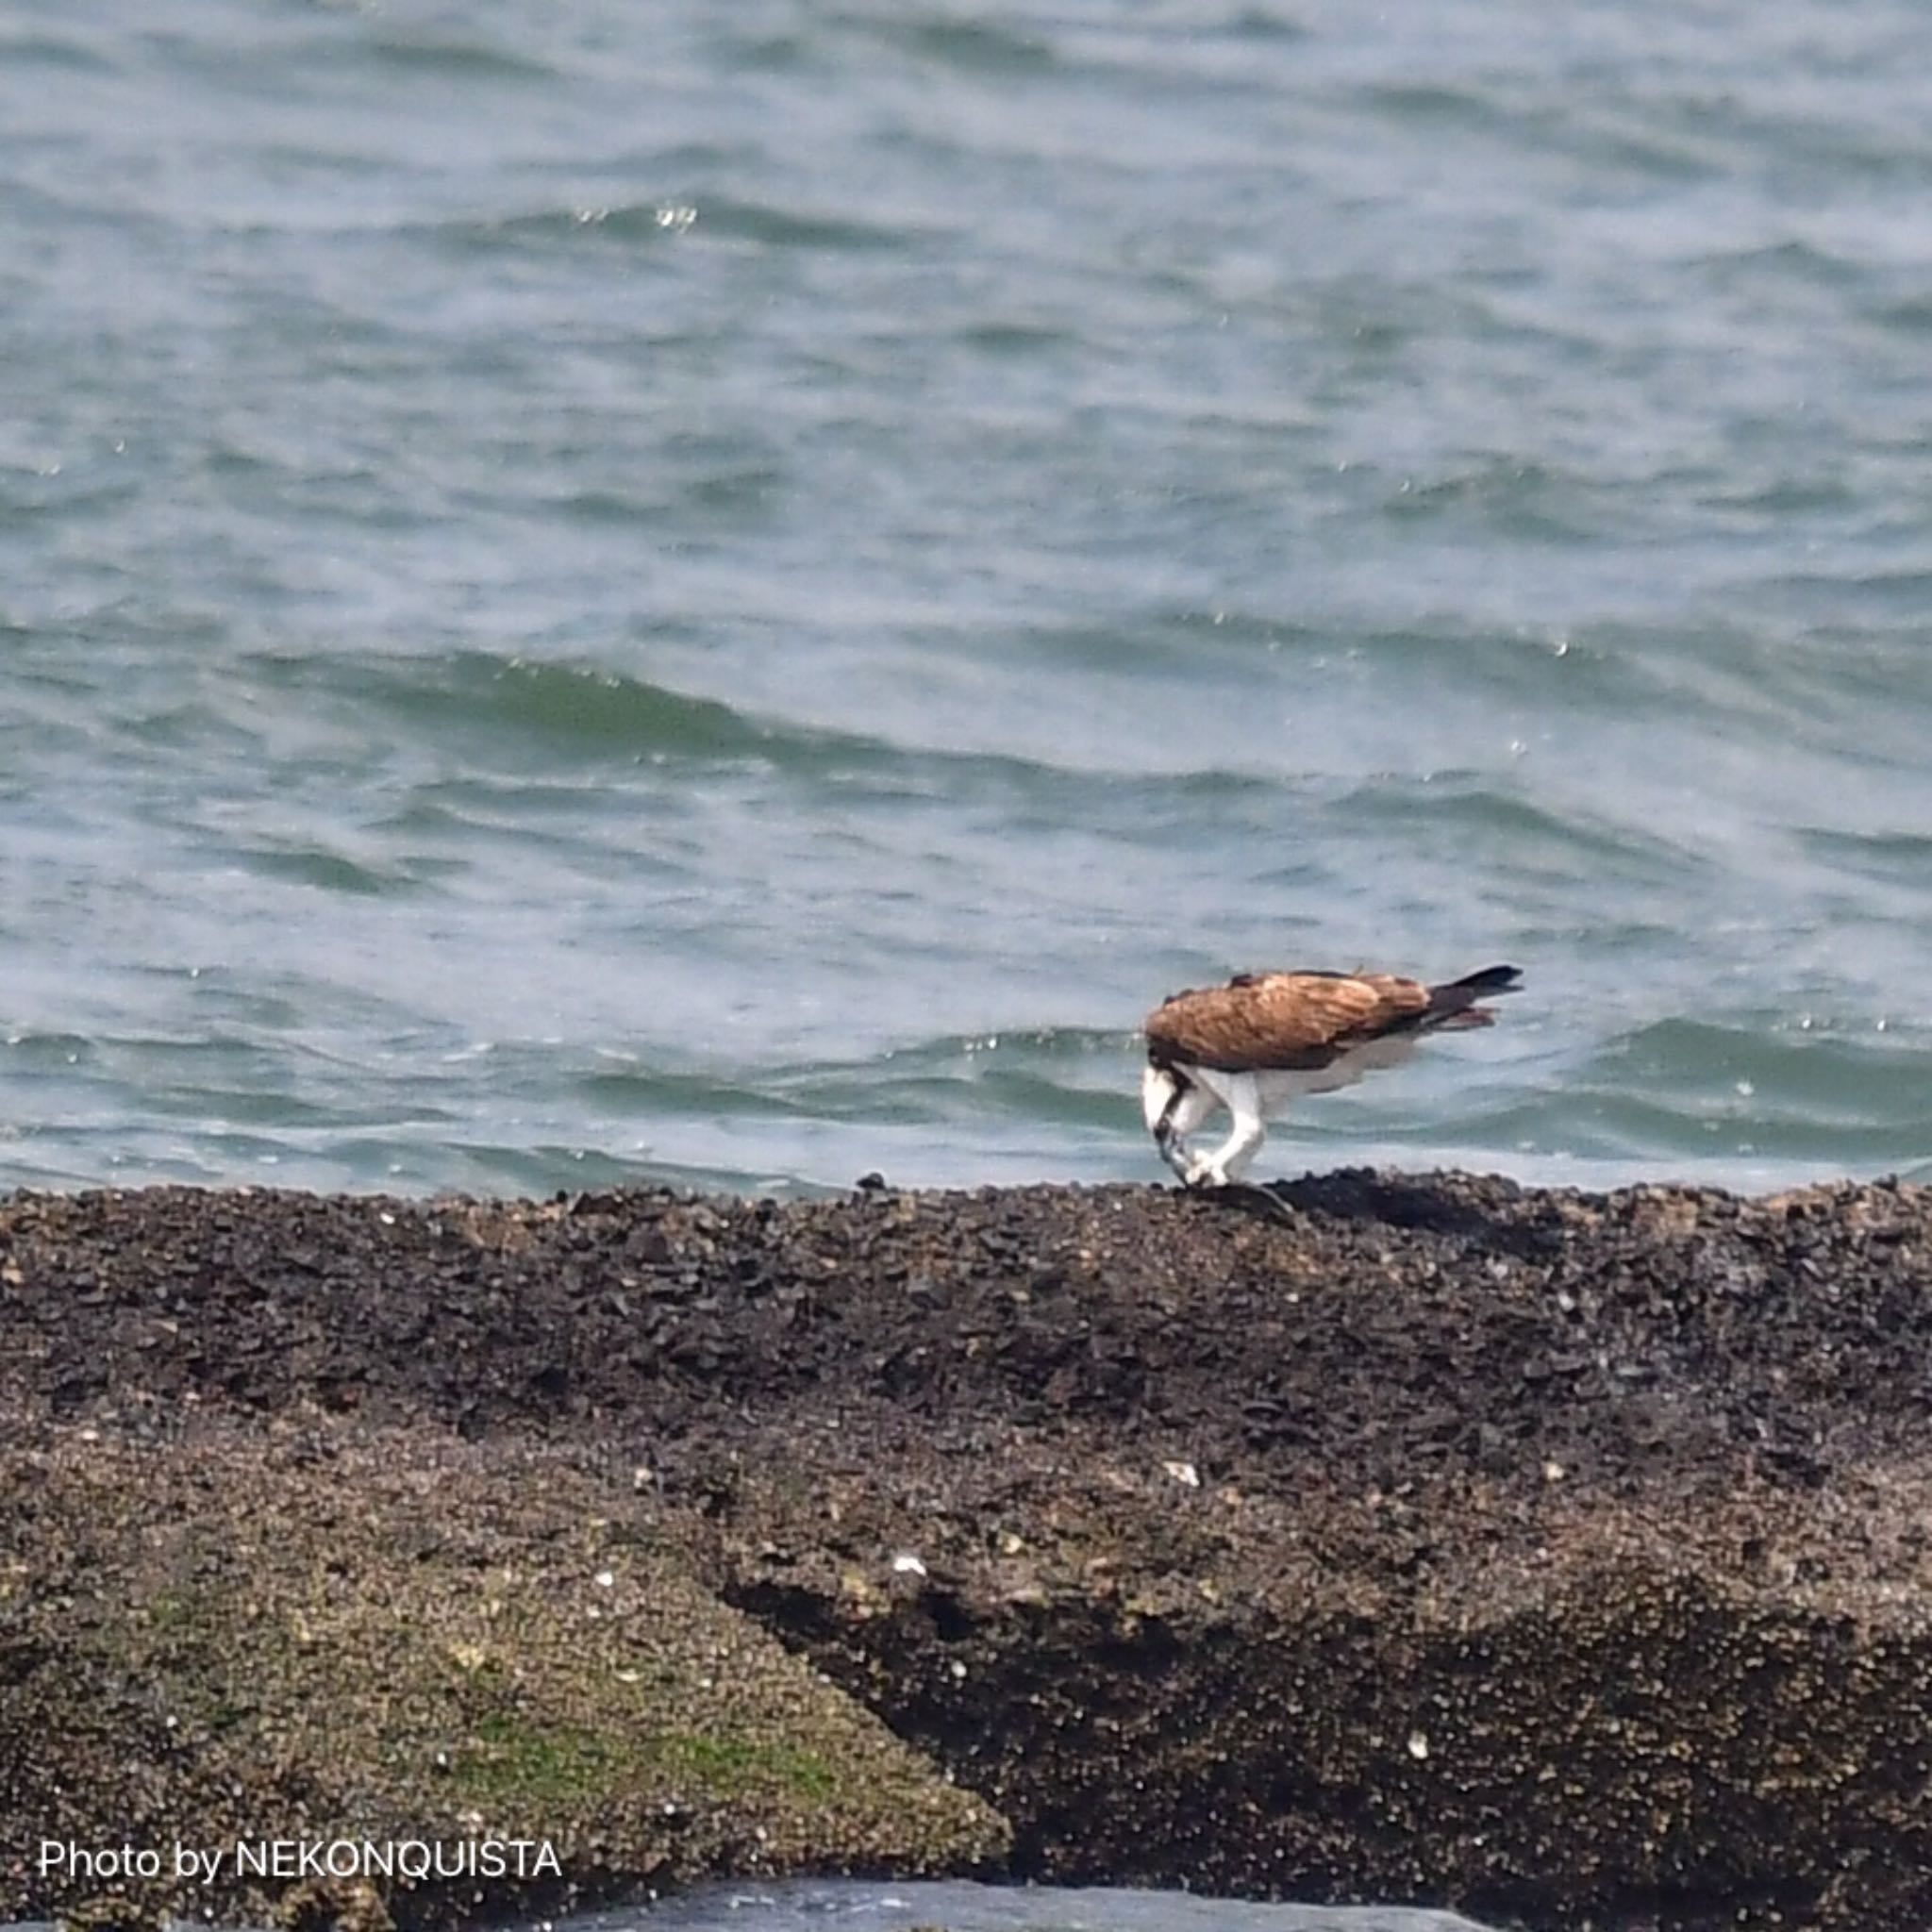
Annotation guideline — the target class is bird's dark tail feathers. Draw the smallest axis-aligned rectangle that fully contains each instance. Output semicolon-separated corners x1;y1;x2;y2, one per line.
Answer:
1424;963;1524;1030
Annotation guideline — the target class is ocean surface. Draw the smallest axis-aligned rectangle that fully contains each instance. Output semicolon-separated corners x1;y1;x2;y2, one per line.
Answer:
629;1880;1495;1932
4;0;1930;1201
7;1882;1501;1932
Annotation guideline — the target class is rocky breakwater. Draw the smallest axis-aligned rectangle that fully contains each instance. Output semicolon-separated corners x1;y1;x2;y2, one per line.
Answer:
2;1173;1930;1931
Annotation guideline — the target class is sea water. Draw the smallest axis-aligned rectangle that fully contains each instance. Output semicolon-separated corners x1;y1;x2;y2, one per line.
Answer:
3;0;1928;1199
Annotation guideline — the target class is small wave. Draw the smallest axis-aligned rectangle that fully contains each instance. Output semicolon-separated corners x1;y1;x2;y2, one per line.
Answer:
1;29;117;74
0;1030;97;1070
575;1066;825;1124
1374;458;1621;545
1224;10;1310;45
1690;238;1863;285
838;14;1058;78
1358;82;1499;132
1794;824;1932;890
1273;619;1709;724
244;650;773;766
958;320;1076;357
835;1030;1138;1131
1333;777;1710;889
229;843;418;899
685;195;911;253
1874;293;1932;336
362;34;558;84
567;1033;1142;1175
461;203;706;248
238;646;1284;803
1539;1016;1932;1174
451;196;907;257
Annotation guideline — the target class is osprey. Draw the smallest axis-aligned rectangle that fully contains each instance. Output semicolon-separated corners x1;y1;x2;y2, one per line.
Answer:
1141;963;1523;1187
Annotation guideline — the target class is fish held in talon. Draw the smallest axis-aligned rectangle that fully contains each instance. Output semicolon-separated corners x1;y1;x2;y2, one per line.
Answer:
1140;964;1523;1188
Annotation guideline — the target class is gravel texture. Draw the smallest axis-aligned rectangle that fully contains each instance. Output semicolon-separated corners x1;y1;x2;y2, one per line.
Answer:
3;1173;1930;1931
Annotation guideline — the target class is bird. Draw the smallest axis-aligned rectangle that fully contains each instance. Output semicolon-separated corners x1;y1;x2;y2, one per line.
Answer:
1141;963;1523;1188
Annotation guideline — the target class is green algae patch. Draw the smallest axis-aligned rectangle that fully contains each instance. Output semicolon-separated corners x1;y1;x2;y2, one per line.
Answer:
453;1714;625;1807
0;1424;1008;1931
650;1733;837;1801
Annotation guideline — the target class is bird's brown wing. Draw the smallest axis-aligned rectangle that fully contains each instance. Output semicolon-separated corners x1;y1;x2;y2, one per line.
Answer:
1144;971;1432;1072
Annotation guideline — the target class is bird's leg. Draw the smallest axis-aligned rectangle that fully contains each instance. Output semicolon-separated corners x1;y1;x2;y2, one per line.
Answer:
1181;1071;1267;1188
1142;1065;1214;1181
